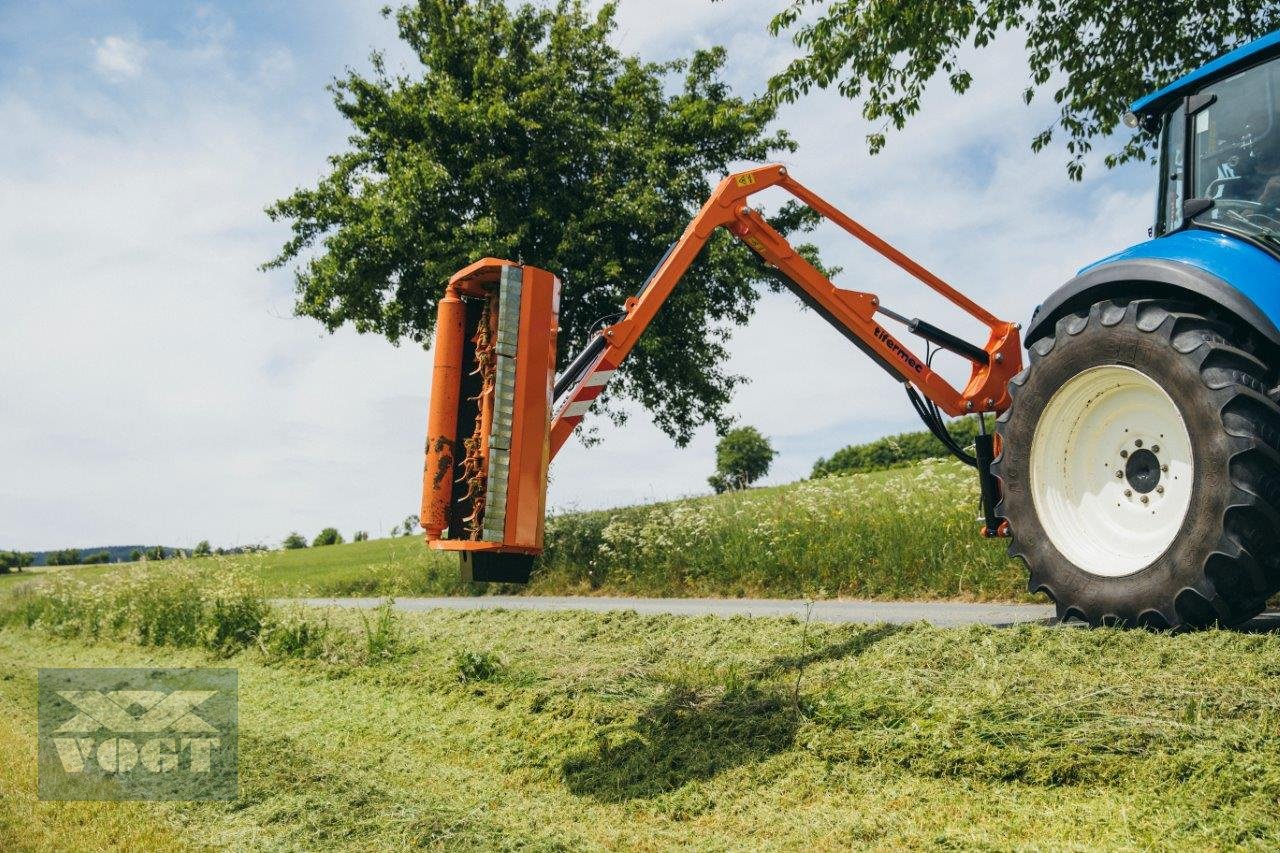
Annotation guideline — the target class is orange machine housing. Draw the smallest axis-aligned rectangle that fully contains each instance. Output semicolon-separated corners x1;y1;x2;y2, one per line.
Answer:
420;258;560;582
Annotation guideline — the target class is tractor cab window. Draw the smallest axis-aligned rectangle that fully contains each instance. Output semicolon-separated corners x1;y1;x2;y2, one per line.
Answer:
1156;104;1185;236
1188;56;1280;247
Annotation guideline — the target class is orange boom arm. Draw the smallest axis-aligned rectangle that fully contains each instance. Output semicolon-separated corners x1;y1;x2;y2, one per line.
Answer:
548;164;1021;458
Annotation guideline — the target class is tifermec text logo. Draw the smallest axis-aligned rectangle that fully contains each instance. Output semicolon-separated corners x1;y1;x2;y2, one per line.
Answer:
38;668;237;800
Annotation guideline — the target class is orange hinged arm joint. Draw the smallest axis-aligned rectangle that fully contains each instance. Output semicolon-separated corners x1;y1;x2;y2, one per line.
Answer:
549;164;1023;457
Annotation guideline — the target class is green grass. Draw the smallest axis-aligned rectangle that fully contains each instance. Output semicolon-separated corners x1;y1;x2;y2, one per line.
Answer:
2;563;1279;849
7;460;1028;602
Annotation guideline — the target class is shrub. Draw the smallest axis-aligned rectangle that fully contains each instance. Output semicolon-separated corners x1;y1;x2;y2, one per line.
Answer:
352;530;369;542
81;552;111;565
811;417;981;478
313;527;344;547
282;532;308;550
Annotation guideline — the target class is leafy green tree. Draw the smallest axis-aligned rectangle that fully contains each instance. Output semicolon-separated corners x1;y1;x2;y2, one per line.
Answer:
193;540;213;557
400;515;419;538
82;552;111;564
145;546;168;561
709;426;777;493
313;527;345;547
264;0;817;444
756;0;1280;179
129;549;143;562
0;551;34;573
282;532;308;550
352;530;369;542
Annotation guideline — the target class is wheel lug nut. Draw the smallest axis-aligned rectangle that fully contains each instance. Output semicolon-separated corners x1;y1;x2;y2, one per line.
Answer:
1116;470;1124;479
1141;495;1149;504
1135;439;1144;448
1152;445;1160;453
1161;465;1169;473
1120;450;1129;459
1157;486;1165;494
1125;489;1133;497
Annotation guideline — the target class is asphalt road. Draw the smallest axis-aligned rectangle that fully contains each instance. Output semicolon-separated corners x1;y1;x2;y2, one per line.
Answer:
287;596;1059;627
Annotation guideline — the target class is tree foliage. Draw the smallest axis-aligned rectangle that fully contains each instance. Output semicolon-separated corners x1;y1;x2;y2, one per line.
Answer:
282;532;308;550
0;551;34;573
313;527;345;547
758;0;1280;179
265;0;815;444
193;540;213;557
45;548;82;567
811;417;981;478
709;426;777;493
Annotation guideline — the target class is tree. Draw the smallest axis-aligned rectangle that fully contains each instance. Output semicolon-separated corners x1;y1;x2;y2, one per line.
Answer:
282;532;308;550
82;552;111;564
265;0;819;445
193;540;212;557
708;426;777;493
400;515;419;538
45;548;82;567
144;546;168;561
0;551;34;574
352;531;369;542
129;549;143;562
313;527;345;547
757;1;1280;180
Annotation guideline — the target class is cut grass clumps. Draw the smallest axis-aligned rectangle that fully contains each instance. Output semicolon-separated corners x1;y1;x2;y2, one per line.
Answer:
537;460;1024;599
453;649;503;683
6;609;1280;847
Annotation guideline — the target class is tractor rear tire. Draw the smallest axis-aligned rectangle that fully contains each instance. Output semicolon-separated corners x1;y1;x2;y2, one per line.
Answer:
993;299;1280;628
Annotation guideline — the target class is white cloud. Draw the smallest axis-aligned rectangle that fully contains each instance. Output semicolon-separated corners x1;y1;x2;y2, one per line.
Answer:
93;35;145;78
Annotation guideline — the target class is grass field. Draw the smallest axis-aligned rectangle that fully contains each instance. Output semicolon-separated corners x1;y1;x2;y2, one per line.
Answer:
1;460;1030;603
1;563;1279;850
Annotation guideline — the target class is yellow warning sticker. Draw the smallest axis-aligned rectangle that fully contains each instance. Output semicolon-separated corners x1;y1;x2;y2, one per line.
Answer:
735;174;756;187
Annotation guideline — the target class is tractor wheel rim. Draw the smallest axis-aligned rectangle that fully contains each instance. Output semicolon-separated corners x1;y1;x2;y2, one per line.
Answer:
1029;365;1194;577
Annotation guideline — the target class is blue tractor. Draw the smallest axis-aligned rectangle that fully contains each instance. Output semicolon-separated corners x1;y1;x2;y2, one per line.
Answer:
994;31;1280;628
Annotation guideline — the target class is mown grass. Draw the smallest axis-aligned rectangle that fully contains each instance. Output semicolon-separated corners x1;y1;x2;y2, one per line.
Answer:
1;564;1279;849
27;459;1025;602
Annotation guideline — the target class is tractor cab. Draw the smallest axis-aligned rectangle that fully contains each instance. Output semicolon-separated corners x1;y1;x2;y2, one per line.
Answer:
1135;32;1280;252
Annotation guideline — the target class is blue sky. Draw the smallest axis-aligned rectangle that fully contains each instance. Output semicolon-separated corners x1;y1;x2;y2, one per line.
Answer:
0;1;1155;550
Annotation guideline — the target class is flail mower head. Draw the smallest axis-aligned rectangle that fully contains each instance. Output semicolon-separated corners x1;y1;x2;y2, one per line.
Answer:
420;258;560;583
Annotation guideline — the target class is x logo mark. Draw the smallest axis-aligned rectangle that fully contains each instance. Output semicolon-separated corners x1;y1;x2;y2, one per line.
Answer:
55;690;218;733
